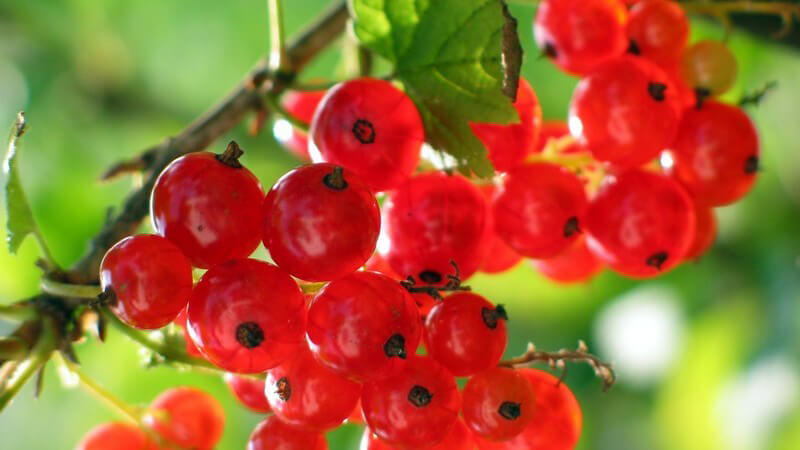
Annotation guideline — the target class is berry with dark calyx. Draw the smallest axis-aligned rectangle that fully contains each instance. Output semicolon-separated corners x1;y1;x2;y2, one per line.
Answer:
569;56;681;169
478;184;522;274
263;163;380;282
187;258;306;373
493;163;588;259
99;234;193;329
534;0;629;75
462;367;536;441
76;423;158;450
627;0;689;66
684;205;717;261
275;89;327;161
530;236;604;284
666;101;759;206
362;355;461;448
247;415;328;450
380;172;493;285
265;345;362;431
424;292;508;376
310;77;424;192
470;78;543;172
586;169;695;278
681;40;738;98
360;418;474;450
143;387;225;450
224;373;271;413
150;142;265;269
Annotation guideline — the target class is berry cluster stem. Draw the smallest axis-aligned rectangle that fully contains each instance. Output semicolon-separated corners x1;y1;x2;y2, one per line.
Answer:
268;0;289;72
0;318;55;411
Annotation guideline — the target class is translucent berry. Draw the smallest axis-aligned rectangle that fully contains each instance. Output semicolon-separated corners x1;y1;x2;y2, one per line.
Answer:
76;423;157;450
681;40;738;98
533;121;585;155
684;205;717;261
364;252;402;280
362;355;461;448
666;101;759;206
187;258;306;373
275;89;327;160
493;163;588;258
586;170;695;277
247;415;328;450
462;367;536;441
470;78;543;172
412;292;438;320
535;0;628;75
263;163;380;281
347;398;365;425
151;143;264;268
479;185;522;274
99;234;192;329
627;0;689;65
360;418;474;450
306;271;421;381
530;236;604;284
143;387;225;450
224;373;271;413
310;77;424;192
424;292;508;376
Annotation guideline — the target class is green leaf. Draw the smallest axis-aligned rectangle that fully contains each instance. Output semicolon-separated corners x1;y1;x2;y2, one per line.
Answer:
4;112;37;254
350;0;522;177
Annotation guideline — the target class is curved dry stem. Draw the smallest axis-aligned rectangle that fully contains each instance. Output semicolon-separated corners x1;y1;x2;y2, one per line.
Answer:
0;319;55;412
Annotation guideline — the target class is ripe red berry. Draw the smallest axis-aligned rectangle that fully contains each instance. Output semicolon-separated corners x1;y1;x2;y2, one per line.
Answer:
586;169;695;277
187;258;306;373
247;415;328;450
276;89;327;160
478;185;522;274
347;398;365;425
535;0;628;75
306;271;421;381
100;234;192;329
684;205;717;261
143;387;225;450
360;418;474;450
424;292;508;376
263;163;381;281
151;144;265;268
530;236;604;284
76;423;157;450
471;78;543;172
462;367;536;441
265;345;362;431
627;0;689;66
493;163;588;258
533;121;585;155
681;40;738;98
362;355;461;448
412;292;438;320
380;172;492;285
364;252;402;280
310;77;424;192
666;101;759;206
569;56;681;168
224;373;271;413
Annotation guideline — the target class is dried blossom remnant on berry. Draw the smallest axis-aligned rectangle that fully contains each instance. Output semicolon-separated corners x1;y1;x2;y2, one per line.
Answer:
645;251;669;270
647;82;667;102
563;216;580;238
744;155;760;174
322;166;348;191
407;385;433;408
235;321;264;349
384;333;407;359
481;305;508;330
628;40;641;55
418;270;442;284
352;119;376;144
498;401;521;420
543;41;558;59
215;141;245;169
275;376;291;401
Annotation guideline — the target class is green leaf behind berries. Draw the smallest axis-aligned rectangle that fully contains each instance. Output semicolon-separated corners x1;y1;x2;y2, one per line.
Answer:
4;113;38;254
350;0;523;177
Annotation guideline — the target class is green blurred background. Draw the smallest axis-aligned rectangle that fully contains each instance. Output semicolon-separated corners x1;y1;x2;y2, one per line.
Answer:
1;0;799;449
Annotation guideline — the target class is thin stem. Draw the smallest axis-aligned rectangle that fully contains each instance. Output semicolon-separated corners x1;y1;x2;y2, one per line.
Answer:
0;303;35;323
677;1;800;38
0;318;55;412
264;94;310;132
0;337;27;360
289;80;339;91
299;282;327;295
40;278;102;300
268;0;289;72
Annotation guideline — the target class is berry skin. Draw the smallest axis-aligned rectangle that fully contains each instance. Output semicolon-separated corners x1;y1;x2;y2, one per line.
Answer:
471;78;543;172
586;169;695;277
684;205;717;261
247;415;328;450
360;419;474;450
151;146;265;269
174;306;204;357
493;163;588;258
99;234;193;329
76;423;157;450
681;40;738;98
265;345;362;431
380;172;492;285
263;163;381;281
310;77;424;192
666;101;759;206
530;236;604;284
276;89;327;160
424;292;508;376
569;56;681;168
474;369;582;450
362;355;461;448
462;367;536;441
479;185;522;274
364;252;402;280
535;0;628;75
143;387;225;450
306;271;422;381
187;258;306;373
347;398;366;425
627;0;689;66
224;373;271;413
533;121;585;155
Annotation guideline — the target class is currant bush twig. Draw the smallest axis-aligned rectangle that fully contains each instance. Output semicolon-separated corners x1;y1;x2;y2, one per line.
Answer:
499;340;616;392
677;1;800;38
264;94;310;132
0;303;36;323
0;337;27;360
0;318;56;412
739;80;779;106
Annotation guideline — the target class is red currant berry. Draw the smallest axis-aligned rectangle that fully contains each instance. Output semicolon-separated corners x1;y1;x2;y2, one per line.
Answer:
661;62;697;109
247;415;328;450
530;236;604;284
569;56;681;169
347;398;366;425
151;143;264;268
306;271;421;381
627;0;689;66
412;292;438;320
187;258;306;373
380;172;492;285
684;205;717;261
100;234;192;329
479;185;522;274
263;163;380;281
586;169;695;277
462;367;536;441
666;101;759;206
276;89;327;160
533;121;585;155
424;292;508;376
76;423;157;450
471;78;543;172
360;418;474;450
493;163;587;258
265;345;362;431
310;77;424;192
681;40;738;98
362;355;461;448
535;0;628;75
364;252;402;280
143;387;225;450
224;373;271;414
